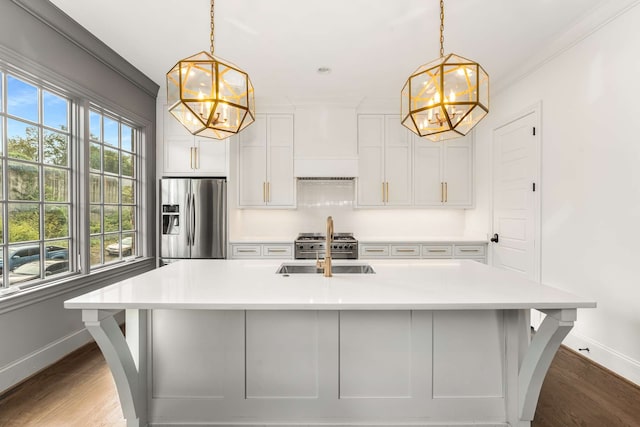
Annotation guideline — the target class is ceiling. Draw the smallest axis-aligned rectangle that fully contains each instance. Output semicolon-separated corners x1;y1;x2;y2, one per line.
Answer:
49;0;609;105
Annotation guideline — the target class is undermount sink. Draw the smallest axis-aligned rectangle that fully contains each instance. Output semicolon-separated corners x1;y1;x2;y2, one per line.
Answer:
276;263;375;274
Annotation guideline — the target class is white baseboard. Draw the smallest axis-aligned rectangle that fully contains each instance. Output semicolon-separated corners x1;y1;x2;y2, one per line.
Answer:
0;327;93;394
563;332;640;387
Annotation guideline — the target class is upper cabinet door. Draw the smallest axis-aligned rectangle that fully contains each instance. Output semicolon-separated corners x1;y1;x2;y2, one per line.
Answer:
413;141;443;205
443;138;473;206
413;134;473;207
357;115;385;206
238;115;268;206
161;105;229;176
384;115;412;206
238;114;295;208
267;115;295;207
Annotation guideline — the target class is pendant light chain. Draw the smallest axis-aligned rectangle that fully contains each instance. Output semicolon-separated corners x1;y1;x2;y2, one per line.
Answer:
210;0;215;56
439;0;445;58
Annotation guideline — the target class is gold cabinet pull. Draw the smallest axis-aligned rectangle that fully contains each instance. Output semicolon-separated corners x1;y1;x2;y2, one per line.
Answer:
396;249;416;253
444;182;448;202
365;248;385;253
427;249;447;253
459;249;479;252
267;249;287;253
238;249;258;253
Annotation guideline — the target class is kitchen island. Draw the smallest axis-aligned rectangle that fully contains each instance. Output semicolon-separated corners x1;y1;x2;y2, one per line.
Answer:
65;259;595;427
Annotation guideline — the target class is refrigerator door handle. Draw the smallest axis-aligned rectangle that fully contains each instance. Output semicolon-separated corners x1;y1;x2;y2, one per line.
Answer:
185;192;192;246
191;194;196;246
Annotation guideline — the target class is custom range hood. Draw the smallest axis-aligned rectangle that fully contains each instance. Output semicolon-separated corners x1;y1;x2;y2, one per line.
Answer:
294;106;358;178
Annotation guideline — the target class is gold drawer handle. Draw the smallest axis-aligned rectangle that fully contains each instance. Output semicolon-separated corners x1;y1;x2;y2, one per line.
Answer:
396;249;416;253
459;249;480;252
237;249;258;253
427;249;447;253
365;249;385;253
267;249;287;253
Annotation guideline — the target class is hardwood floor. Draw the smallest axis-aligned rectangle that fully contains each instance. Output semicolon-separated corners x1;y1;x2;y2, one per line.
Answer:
1;342;639;426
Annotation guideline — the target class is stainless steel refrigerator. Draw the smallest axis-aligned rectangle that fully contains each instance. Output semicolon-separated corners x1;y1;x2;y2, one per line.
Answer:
160;178;227;263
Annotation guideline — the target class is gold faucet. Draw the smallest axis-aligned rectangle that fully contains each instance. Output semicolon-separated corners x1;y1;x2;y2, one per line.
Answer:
316;216;333;277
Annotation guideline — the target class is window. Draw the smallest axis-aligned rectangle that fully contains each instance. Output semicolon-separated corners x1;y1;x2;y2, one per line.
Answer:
89;108;138;267
1;72;72;287
0;67;142;292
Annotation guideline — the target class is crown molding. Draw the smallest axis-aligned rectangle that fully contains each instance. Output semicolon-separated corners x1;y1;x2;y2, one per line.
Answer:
11;0;159;98
493;0;640;95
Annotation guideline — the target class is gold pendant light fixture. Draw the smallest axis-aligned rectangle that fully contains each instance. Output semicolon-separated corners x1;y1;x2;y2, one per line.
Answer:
166;0;255;140
401;0;489;141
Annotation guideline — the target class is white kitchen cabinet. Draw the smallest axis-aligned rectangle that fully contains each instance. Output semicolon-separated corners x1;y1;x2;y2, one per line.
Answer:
238;114;295;207
357;115;412;207
422;244;453;258
230;243;293;259
360;241;487;263
359;244;390;258
413;135;473;207
390;244;420;257
161;105;228;176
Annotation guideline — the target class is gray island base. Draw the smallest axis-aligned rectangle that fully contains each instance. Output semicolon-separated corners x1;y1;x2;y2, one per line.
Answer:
65;259;596;427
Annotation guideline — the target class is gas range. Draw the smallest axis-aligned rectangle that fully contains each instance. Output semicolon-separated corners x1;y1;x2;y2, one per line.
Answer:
294;232;358;259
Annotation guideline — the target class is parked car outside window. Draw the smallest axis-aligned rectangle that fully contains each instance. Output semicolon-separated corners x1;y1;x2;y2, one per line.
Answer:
3;259;70;285
0;245;69;273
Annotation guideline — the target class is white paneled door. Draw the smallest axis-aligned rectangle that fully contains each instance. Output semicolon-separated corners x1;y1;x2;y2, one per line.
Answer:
491;110;540;283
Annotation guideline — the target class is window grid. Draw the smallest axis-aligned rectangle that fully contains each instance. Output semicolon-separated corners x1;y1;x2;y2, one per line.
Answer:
89;108;139;269
0;71;73;287
0;64;143;292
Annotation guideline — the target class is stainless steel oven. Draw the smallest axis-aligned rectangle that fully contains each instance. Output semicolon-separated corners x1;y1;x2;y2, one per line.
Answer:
294;232;358;259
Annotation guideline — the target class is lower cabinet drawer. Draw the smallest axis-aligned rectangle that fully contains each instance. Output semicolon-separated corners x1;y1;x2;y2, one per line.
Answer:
262;244;293;258
454;245;486;258
359;245;390;258
231;245;262;258
422;245;453;258
391;245;420;257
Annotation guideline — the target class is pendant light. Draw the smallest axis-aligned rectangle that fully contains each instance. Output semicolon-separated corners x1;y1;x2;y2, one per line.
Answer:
166;0;255;140
401;0;489;141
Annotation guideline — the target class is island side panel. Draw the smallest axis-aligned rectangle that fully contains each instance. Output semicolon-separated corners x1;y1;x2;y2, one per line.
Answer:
149;309;510;425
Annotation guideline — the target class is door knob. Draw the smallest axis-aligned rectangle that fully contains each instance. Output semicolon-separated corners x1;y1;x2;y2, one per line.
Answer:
490;233;499;243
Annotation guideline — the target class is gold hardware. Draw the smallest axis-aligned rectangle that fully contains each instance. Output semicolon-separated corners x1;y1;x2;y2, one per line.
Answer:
444;182;448;202
441;182;444;203
459;249;479;252
268;249;287;253
263;182;266;203
316;216;333;277
237;249;257;253
428;249;447;253
366;249;385;253
396;249;416;253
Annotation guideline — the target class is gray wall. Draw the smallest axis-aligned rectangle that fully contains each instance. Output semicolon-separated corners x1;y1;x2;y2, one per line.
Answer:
0;0;158;393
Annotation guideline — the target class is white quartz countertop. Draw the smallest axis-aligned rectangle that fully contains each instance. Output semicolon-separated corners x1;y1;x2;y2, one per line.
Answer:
65;260;595;311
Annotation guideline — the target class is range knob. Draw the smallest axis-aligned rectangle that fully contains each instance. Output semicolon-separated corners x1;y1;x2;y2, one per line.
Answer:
310;245;314;249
